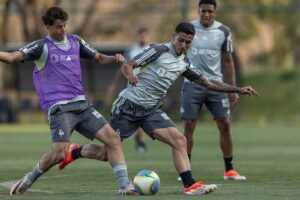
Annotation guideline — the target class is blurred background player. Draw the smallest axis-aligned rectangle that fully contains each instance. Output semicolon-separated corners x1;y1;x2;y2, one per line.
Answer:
106;27;151;152
0;7;136;196
180;0;246;181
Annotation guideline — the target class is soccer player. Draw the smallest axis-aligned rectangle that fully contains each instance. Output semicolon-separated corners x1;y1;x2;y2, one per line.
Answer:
179;0;247;181
0;7;136;196
59;22;258;195
106;27;151;152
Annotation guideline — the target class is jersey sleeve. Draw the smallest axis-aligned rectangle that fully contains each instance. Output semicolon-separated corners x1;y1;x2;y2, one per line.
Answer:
181;57;203;82
182;68;203;82
19;39;45;61
133;44;169;67
73;35;97;60
219;25;233;53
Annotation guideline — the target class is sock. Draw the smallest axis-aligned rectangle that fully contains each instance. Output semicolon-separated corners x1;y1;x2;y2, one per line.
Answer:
71;146;83;160
179;171;196;188
28;163;44;183
112;163;129;189
224;156;233;171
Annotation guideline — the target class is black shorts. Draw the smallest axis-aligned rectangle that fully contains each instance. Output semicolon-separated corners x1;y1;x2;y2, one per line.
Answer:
180;82;230;120
110;97;175;139
48;100;107;143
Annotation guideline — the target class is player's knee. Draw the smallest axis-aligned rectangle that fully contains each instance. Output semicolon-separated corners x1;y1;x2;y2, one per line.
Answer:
107;131;122;147
217;119;230;133
173;134;187;150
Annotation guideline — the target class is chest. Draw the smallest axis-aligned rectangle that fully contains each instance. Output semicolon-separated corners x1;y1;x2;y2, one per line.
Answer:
150;53;188;80
192;28;225;49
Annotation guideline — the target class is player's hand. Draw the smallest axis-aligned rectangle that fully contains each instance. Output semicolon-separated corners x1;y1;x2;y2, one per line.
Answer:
238;86;259;96
128;75;138;86
230;93;239;107
114;54;125;62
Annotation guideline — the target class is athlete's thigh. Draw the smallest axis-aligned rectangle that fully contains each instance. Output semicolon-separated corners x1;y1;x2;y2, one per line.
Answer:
75;107;108;140
205;91;230;118
180;84;206;119
141;109;176;139
49;111;78;143
110;114;142;139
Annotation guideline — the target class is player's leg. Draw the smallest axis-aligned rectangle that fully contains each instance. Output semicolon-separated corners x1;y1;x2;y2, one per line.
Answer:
58;142;108;170
142;111;217;195
66;106;138;195
10;109;76;195
206;92;246;180
180;84;205;162
10;142;70;195
183;119;197;160
153;127;217;195
134;127;147;152
59;98;140;169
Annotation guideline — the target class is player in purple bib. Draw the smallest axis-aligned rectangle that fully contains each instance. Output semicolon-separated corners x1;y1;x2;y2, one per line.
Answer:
0;7;137;196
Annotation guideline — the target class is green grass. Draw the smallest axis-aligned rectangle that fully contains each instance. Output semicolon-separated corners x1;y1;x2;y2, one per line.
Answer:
0;123;300;200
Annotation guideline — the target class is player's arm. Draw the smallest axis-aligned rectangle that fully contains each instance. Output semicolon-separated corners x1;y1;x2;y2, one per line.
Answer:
74;34;124;65
221;26;239;106
121;59;138;86
0;39;44;63
182;69;259;96
121;44;169;86
0;51;24;63
94;53;124;65
223;52;239;106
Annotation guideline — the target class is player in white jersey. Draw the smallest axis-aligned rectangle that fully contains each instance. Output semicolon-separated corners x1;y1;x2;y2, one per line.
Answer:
58;22;258;195
180;0;246;181
105;27;151;152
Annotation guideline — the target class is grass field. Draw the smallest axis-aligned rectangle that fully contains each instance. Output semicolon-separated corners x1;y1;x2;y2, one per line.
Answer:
0;122;299;200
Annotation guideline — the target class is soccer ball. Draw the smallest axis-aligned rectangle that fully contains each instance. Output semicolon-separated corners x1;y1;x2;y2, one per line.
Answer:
133;169;160;195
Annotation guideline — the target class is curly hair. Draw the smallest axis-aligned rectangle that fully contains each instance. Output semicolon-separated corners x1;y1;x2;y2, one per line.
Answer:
42;7;69;26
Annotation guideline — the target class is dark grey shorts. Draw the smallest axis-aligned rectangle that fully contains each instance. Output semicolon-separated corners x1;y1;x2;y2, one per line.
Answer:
110;97;175;139
180;82;230;119
48;101;107;143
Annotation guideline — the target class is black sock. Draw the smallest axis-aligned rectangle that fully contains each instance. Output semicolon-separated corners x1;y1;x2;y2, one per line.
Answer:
71;146;83;160
224;156;233;171
179;171;196;188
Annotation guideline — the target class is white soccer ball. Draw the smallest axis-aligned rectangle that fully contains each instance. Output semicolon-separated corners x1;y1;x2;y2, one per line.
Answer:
133;169;160;195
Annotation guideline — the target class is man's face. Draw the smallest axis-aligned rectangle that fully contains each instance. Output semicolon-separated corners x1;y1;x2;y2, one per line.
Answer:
46;19;67;41
137;32;149;47
172;32;194;55
198;4;216;27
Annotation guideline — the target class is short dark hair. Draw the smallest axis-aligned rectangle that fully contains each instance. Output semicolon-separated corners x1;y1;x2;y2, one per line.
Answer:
137;27;149;35
42;7;69;26
175;22;195;35
199;0;217;8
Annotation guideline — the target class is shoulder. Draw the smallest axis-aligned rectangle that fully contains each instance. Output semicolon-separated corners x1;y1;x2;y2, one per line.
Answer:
139;43;169;57
71;34;83;42
215;21;231;35
190;19;199;27
134;44;169;66
148;43;169;52
19;39;45;54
